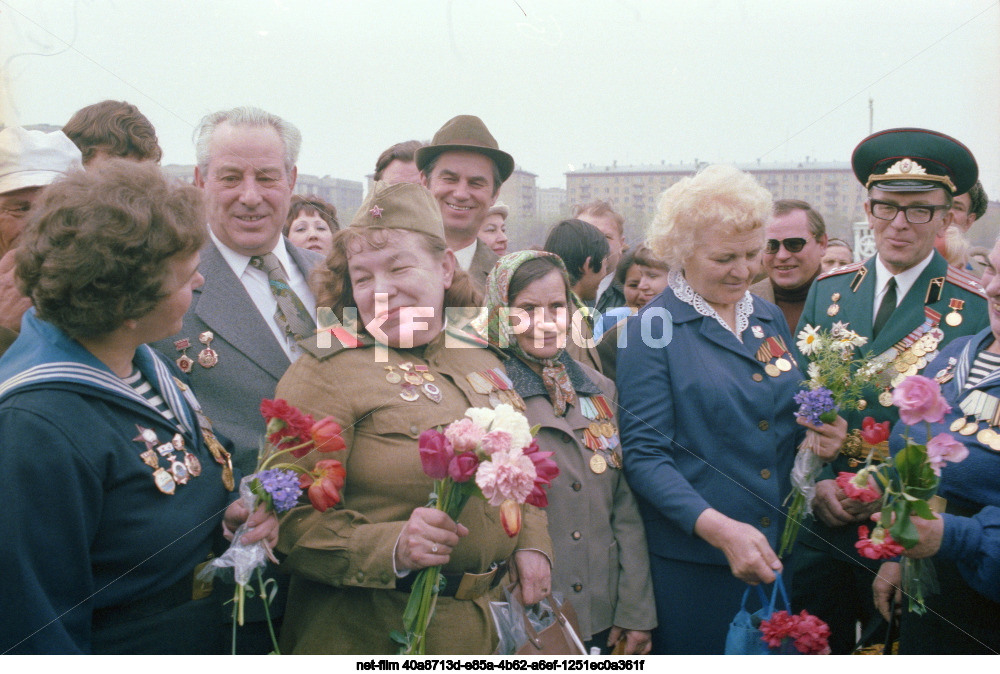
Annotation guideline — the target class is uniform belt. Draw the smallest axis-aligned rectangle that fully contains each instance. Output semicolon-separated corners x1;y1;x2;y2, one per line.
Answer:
396;560;508;600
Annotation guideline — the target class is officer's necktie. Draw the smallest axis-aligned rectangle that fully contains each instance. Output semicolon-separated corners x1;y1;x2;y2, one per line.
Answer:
872;277;897;339
249;253;316;342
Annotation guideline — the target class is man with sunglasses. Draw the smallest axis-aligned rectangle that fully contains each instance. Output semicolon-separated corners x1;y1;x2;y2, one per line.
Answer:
750;199;828;332
790;128;988;654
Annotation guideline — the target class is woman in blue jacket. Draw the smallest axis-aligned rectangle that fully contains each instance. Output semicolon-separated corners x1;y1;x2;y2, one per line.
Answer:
616;165;846;654
0;161;276;654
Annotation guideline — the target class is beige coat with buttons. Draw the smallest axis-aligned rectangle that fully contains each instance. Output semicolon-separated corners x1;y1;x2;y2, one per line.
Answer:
519;360;656;640
275;326;553;654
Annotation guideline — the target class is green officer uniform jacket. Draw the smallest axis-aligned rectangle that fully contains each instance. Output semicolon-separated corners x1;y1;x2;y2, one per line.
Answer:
793;250;987;554
274;323;553;654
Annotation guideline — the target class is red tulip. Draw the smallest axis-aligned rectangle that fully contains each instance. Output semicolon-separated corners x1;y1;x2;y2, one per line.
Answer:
418;429;452;480
301;459;346;512
522;440;559;507
500;499;521;537
448;451;479;483
859;416;891;446
311;416;346;453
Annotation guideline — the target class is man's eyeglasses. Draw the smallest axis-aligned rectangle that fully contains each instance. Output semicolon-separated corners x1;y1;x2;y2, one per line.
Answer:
764;237;811;254
869;199;949;225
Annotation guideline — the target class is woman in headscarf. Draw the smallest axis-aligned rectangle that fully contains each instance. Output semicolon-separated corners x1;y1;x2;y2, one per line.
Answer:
484;250;656;654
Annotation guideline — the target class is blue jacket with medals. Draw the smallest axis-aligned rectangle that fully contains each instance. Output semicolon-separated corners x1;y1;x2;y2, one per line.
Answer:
0;310;235;654
617;287;805;566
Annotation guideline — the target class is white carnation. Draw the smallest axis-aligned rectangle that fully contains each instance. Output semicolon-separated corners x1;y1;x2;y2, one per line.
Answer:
488;403;533;451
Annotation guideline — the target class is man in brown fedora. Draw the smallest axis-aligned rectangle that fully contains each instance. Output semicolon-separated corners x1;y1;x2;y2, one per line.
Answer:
416;115;514;295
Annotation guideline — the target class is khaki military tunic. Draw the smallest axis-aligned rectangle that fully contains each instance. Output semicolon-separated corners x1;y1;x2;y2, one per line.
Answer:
275;325;552;654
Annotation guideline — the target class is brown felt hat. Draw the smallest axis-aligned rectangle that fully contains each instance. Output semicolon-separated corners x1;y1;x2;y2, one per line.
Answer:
350;180;445;242
415;115;514;183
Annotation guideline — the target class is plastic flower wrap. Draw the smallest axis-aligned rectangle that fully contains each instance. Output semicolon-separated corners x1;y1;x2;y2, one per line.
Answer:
198;398;345;653
857;375;967;613
393;404;559;655
779;323;880;557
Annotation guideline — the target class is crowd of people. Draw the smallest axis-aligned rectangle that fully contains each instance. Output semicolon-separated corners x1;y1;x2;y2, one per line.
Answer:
0;100;996;656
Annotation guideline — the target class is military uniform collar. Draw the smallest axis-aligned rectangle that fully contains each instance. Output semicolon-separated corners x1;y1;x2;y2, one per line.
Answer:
872;251;936;307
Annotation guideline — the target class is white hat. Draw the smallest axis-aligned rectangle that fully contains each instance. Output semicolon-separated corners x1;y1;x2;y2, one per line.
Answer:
0;127;83;195
487;201;509;220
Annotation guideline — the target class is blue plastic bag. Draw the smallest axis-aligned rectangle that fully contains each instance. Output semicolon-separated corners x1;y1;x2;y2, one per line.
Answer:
724;573;793;655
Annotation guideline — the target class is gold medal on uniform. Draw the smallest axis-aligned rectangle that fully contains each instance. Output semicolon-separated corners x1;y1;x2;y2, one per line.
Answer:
978;428;996;445
414;364;434;382
153;467;176;494
589;453;607;474
400;384;420;402
945;299;964;327
857;399;867;410
765;363;781;377
400;362;423;386
197;331;218;368
827;303;839;317
384;365;402;384
879;390;894;407
174;338;194;373
140;448;159;469
775;358;792;372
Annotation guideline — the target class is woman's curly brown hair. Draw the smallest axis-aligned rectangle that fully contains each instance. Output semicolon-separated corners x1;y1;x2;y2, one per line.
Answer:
16;159;206;339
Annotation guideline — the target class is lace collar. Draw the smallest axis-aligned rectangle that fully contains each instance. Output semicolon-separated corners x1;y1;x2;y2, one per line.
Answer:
667;270;753;342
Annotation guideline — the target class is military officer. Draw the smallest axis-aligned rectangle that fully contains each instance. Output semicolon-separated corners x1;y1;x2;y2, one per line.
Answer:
791;128;988;654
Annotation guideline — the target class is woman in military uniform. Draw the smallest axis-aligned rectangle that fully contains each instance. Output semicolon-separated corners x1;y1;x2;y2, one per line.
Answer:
0;161;277;654
484;250;656;654
274;181;553;654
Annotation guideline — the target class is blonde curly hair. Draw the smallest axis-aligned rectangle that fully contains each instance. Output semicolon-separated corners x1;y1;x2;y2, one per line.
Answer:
645;164;772;270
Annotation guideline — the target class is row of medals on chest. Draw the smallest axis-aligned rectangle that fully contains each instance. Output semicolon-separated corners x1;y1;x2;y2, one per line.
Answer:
580;394;621;474
948;387;1000;452
753;331;795;377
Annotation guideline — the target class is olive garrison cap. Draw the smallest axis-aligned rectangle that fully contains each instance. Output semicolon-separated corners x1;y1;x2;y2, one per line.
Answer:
415;115;514;183
351;180;445;243
852;127;978;195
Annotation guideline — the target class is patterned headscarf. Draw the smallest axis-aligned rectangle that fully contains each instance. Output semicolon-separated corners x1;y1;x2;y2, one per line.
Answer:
485;250;580;416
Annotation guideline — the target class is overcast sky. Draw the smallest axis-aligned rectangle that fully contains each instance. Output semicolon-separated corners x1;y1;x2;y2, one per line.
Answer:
3;0;998;200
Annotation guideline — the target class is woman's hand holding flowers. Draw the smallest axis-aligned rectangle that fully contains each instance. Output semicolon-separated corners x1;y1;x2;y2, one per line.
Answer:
395;507;469;572
796;413;848;461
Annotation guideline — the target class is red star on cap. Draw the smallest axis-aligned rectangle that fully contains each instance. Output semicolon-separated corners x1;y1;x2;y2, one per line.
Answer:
370;205;383;218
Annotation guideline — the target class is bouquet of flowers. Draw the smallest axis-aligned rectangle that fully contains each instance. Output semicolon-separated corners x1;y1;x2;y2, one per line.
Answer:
392;404;559;655
198;398;346;653
851;375;968;614
779;323;878;556
759;610;831;654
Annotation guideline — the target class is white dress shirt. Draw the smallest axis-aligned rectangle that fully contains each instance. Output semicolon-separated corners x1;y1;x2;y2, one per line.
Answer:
871;251;936;324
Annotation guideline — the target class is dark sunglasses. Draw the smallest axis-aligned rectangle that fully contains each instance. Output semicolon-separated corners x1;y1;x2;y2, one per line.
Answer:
764;237;811;254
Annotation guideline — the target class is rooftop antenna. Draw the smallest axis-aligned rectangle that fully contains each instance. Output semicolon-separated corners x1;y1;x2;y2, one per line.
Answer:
868;96;874;135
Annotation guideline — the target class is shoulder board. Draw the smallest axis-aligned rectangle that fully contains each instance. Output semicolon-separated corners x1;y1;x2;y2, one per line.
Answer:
944;265;986;296
817;260;866;281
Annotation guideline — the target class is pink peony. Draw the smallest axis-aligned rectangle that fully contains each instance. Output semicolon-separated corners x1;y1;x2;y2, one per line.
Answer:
836;469;881;503
475;449;537;506
859;416;891;445
418;429;453;480
480;430;512;456
892;375;951;425
925;433;969;476
447;450;480;483
444;418;486;454
855;524;905;560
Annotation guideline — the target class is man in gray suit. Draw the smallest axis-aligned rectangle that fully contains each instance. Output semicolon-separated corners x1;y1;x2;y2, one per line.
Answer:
416;115;514;295
152;106;321;653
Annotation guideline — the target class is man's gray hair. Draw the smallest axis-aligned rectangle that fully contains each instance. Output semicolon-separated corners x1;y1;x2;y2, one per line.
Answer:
194;106;301;175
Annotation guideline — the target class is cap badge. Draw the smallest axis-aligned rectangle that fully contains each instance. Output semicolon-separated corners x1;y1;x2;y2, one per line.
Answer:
887;157;926;176
370;205;383;218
